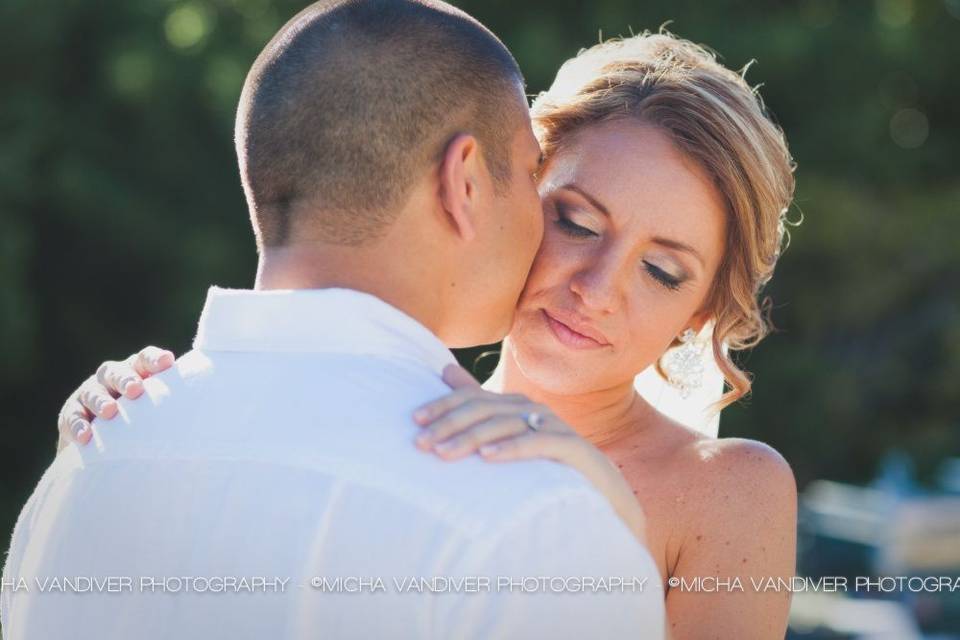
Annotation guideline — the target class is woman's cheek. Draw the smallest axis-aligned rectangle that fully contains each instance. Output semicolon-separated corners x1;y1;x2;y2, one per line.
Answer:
621;299;679;371
524;230;567;289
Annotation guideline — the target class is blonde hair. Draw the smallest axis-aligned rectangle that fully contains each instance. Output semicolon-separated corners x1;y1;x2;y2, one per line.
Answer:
531;31;796;408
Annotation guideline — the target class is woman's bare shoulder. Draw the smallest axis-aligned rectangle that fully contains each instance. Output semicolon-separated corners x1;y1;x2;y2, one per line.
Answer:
680;436;798;523
688;437;794;481
613;414;796;506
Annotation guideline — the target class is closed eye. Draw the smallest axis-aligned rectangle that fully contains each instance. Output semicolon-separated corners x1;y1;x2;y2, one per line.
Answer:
643;261;683;291
554;202;598;238
555;217;597;238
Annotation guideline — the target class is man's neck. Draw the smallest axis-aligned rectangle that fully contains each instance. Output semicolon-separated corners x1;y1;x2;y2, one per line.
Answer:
254;243;445;339
486;337;655;447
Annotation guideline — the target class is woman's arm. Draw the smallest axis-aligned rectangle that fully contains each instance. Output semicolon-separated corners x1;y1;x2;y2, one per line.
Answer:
414;364;651;546
57;356;653;550
666;438;797;639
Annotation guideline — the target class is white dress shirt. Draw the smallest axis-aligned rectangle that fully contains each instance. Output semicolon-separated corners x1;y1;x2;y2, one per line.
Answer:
2;287;664;639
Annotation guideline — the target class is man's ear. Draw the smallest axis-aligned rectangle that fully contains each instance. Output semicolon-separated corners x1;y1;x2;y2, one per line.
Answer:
437;133;481;242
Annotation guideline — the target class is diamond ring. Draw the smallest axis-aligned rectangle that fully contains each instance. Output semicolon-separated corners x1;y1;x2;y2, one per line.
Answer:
523;411;544;432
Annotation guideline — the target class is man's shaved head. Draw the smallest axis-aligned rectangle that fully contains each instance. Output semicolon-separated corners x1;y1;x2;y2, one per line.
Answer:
236;0;527;247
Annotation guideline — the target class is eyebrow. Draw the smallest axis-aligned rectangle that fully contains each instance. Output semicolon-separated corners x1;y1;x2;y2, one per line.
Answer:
559;182;706;267
561;183;609;216
650;236;705;267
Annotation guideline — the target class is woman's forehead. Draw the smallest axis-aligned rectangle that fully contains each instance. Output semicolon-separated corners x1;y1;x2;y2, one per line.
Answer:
545;121;727;260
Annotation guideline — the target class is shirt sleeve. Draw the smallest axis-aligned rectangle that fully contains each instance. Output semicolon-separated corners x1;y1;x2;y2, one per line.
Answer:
432;488;666;640
1;455;60;635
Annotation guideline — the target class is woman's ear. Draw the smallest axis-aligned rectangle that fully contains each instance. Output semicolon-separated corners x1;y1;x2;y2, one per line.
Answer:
437;133;480;242
687;310;715;336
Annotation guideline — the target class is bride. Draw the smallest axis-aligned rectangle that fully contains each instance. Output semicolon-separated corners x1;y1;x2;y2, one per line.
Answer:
56;32;798;638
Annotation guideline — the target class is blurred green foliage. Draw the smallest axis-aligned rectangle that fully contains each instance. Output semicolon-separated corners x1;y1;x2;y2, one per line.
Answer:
1;0;957;543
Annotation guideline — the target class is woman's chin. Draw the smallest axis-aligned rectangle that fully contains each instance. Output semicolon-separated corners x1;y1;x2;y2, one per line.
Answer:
508;324;652;396
510;333;607;395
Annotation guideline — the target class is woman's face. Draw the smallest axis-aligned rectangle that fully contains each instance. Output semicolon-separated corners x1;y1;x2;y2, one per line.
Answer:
509;119;728;395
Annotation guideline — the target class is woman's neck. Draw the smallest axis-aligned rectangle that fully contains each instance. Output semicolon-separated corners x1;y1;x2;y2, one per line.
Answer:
485;338;655;447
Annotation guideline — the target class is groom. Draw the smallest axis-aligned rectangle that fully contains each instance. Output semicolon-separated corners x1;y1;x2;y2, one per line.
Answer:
2;1;665;638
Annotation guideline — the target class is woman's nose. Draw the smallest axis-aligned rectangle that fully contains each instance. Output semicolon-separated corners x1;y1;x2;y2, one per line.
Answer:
569;262;622;315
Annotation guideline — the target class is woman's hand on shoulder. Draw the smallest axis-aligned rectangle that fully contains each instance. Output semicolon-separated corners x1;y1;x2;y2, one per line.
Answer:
56;346;176;450
413;364;585;464
413;364;649;543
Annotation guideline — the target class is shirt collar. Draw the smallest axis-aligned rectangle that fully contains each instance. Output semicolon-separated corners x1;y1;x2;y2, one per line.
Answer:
193;286;457;375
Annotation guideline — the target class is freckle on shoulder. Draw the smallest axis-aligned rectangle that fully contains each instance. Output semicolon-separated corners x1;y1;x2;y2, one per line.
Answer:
692;437;797;498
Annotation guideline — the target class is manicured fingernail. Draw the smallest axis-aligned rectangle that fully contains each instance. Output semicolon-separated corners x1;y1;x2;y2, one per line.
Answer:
479;444;499;456
415;433;432;447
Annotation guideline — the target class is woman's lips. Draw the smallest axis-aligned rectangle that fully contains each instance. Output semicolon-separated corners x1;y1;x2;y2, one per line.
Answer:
541;309;610;350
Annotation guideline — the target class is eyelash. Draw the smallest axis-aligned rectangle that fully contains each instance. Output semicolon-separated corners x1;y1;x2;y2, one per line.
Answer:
642;261;683;292
554;203;684;292
554;216;597;239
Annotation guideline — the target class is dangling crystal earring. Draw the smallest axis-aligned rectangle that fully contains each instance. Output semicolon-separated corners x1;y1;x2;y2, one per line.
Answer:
661;328;705;399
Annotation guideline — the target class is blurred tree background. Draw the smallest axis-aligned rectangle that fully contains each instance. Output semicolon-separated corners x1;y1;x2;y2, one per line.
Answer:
1;0;957;549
